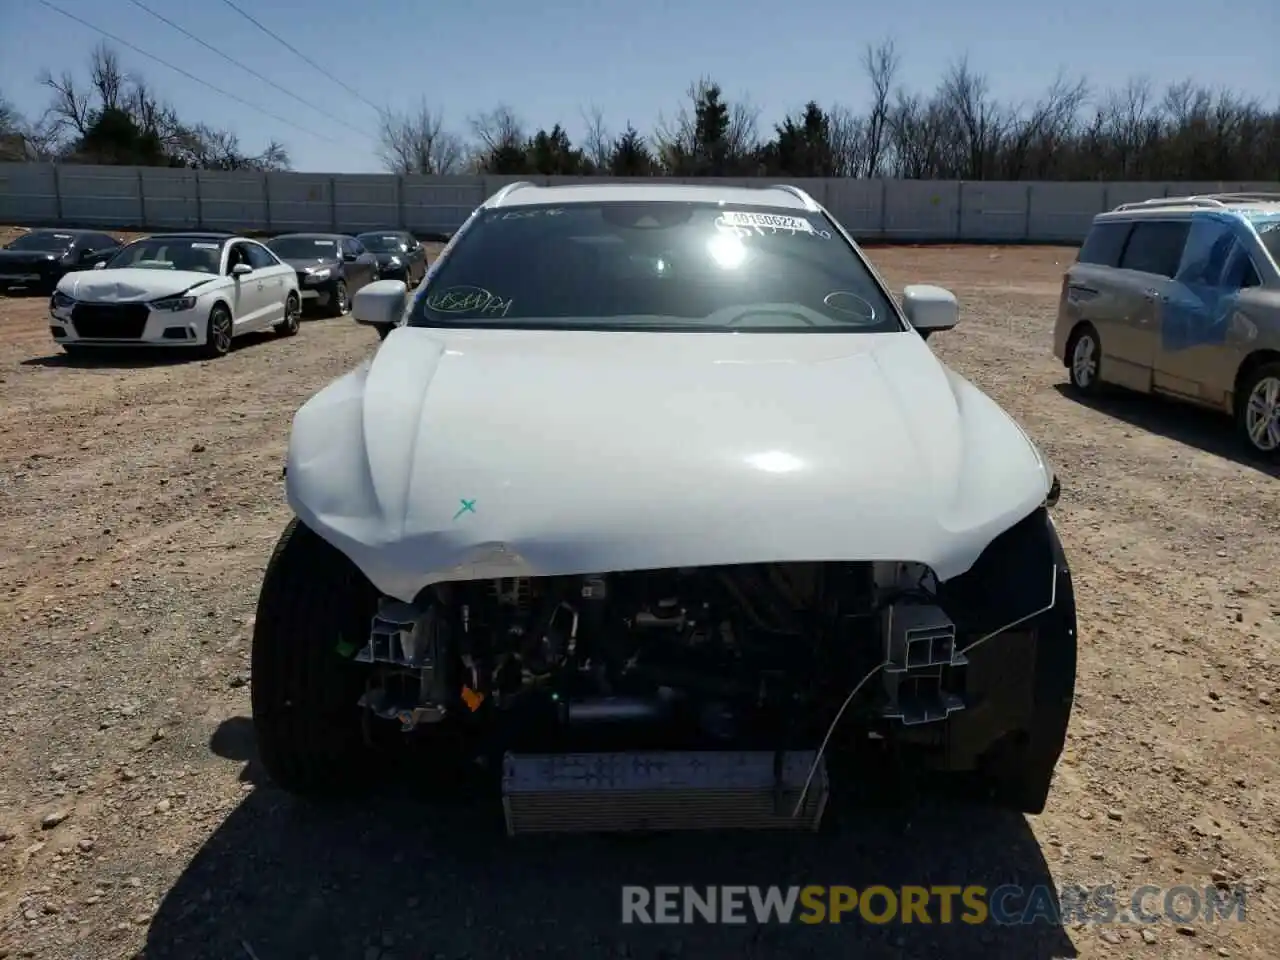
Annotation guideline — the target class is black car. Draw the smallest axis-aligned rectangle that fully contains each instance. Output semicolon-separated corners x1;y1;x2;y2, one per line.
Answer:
0;229;122;293
354;230;428;287
264;233;378;317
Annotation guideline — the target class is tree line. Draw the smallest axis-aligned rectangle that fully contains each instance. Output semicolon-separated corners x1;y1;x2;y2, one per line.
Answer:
0;44;288;171
382;40;1278;182
3;40;1278;181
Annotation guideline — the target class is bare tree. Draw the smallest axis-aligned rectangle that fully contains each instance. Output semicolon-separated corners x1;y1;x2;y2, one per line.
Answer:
936;57;1010;178
580;104;611;172
827;104;867;177
861;39;899;177
178;124;289;170
469;105;524;154
1000;72;1089;178
34;41;290;169
654;78;761;174
377;100;464;174
466;104;526;171
38;70;93;139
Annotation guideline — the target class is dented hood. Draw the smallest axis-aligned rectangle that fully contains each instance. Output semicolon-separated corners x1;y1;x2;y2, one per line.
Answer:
57;268;219;302
287;326;1053;601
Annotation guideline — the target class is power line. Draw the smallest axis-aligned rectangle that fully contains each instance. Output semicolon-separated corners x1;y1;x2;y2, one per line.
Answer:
125;0;377;139
216;0;385;115
36;0;338;144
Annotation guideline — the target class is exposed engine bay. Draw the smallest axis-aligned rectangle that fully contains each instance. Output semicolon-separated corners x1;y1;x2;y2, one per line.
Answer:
358;562;967;744
328;496;1073;834
348;561;1010;832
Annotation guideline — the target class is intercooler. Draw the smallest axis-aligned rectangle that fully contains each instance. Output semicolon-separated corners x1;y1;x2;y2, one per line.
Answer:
501;750;828;835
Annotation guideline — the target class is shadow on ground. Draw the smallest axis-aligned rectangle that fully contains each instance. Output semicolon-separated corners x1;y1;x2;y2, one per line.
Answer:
19;332;280;370
140;719;1078;960
1054;383;1279;478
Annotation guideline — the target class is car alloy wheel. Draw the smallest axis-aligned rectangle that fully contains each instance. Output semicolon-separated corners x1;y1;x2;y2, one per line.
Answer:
1071;333;1097;388
1244;374;1280;453
333;281;348;315
276;294;301;336
208;306;233;356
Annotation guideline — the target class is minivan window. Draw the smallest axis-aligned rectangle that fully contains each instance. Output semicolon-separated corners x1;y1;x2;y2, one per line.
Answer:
1221;243;1261;289
1176;218;1236;285
1255;220;1280;272
1077;222;1131;267
1119;221;1190;278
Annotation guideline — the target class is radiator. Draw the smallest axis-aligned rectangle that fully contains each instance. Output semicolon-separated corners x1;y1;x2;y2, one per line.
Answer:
501;750;829;835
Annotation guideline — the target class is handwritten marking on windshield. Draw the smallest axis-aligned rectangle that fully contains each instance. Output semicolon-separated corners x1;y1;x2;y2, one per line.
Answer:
427;286;512;317
453;498;477;520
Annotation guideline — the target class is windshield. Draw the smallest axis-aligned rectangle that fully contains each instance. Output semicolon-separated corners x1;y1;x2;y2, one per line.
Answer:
358;234;407;253
7;231;75;253
407;202;903;333
106;237;222;273
267;236;339;260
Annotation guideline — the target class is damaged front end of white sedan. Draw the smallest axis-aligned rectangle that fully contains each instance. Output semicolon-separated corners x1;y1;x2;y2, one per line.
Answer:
251;183;1077;834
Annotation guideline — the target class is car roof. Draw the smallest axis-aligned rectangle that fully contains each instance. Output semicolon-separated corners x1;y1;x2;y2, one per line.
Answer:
138;232;237;241
19;228;101;236
269;232;347;240
1096;193;1280;223
356;228;410;235
482;181;821;212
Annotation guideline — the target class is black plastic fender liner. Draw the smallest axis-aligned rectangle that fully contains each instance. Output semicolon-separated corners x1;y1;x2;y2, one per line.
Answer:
1023;516;1078;769
935;506;1063;639
926;508;1079;783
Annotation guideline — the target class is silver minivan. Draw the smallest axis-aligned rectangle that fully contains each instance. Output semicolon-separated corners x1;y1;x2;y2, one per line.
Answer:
1052;193;1280;458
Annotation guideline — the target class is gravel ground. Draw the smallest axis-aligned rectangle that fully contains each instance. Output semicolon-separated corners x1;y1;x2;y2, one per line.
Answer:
0;230;1277;960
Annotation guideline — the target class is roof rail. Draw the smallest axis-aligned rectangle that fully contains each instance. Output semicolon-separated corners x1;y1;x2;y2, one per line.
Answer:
1112;195;1227;212
1203;192;1280;202
487;181;536;206
1112;191;1280;213
769;184;821;211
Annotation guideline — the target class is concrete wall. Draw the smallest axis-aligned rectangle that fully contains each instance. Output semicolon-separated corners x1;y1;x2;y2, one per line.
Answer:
1;163;1277;243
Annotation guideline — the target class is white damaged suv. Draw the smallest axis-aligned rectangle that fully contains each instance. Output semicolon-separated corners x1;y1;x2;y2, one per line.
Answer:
252;183;1076;834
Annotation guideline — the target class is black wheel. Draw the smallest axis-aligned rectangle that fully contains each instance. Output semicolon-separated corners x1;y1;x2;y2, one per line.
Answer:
1235;361;1280;460
325;279;349;318
376;324;393;341
60;344;90;359
251;519;382;796
1065;322;1103;395
201;303;234;359
982;526;1078;814
274;293;301;337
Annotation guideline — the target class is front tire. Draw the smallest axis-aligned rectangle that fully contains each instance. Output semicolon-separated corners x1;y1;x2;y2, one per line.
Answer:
324;279;349;318
1235;361;1280;460
1065;322;1103;396
251;519;381;796
274;293;301;337
201;303;233;359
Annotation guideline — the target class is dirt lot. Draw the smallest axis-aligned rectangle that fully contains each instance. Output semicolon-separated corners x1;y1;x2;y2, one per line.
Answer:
0;228;1277;960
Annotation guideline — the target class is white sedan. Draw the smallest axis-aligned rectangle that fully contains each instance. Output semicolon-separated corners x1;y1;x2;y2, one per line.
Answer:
49;232;301;358
252;182;1078;835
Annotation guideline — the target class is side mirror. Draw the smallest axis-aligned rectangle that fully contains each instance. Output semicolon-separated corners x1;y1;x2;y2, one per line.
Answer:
93;261;106;270
231;263;253;277
902;284;959;340
343;252;358;263
352;279;407;336
79;249;95;262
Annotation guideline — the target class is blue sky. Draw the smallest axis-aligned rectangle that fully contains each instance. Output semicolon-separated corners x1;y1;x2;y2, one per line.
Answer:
2;0;1276;173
